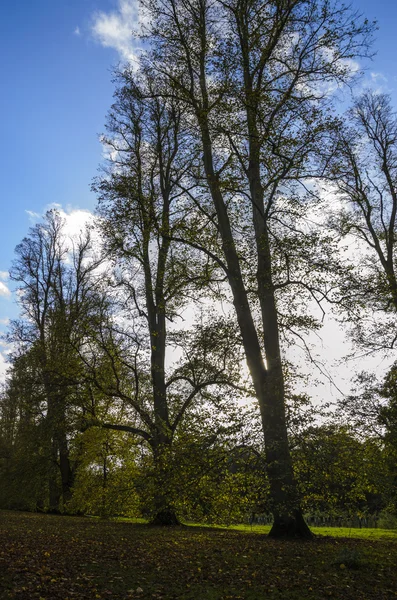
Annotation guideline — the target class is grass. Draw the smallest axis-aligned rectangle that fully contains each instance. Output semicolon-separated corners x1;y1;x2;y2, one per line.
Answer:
222;523;397;540
119;517;397;540
1;510;397;600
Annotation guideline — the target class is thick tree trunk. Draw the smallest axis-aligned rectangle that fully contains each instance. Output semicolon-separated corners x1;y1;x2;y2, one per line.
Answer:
46;389;74;511
149;440;180;526
48;437;61;513
47;433;74;512
150;507;180;526
198;109;311;537
58;430;74;507
269;510;312;539
249;165;311;535
242;49;312;534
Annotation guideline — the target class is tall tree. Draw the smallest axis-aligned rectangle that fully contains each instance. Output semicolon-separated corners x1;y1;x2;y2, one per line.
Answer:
9;210;103;511
327;91;397;352
137;0;373;536
88;69;245;524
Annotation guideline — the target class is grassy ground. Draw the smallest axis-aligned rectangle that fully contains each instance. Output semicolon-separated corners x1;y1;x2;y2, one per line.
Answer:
214;523;397;540
1;511;396;600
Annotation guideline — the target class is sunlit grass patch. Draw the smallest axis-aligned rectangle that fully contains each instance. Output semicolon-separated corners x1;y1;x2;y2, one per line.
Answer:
187;521;397;540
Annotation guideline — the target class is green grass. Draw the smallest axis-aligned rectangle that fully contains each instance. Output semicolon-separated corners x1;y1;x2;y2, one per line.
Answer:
1;510;397;600
115;518;397;540
222;523;397;540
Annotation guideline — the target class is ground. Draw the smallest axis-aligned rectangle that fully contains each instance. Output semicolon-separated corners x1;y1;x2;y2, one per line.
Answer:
0;511;396;599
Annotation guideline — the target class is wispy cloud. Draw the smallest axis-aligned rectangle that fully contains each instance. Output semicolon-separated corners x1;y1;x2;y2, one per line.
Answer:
74;26;81;36
0;282;11;298
26;209;41;223
0;351;9;382
91;0;144;64
357;71;391;96
371;72;388;83
0;272;8;281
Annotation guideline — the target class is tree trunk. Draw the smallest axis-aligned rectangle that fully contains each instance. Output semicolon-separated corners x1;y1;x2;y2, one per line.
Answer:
46;389;74;511
244;68;311;536
197;109;311;537
150;507;180;526
149;441;180;526
58;430;74;508
48;436;60;513
269;510;312;538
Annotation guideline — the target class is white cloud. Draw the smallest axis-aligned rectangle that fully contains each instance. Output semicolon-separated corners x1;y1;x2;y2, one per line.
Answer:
0;351;9;382
0;271;8;281
0;318;9;326
357;71;391;96
24;204;102;267
368;72;390;94
25;204;94;237
60;206;95;240
0;282;11;298
26;209;41;223
371;72;388;83
74;26;81;36
91;0;144;64
343;58;360;77
0;340;13;382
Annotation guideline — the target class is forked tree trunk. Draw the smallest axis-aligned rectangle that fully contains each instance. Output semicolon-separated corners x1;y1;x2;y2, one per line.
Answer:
197;107;311;537
248;125;311;538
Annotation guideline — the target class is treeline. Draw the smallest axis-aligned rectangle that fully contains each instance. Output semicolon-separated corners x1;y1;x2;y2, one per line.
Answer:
1;0;397;537
1;375;397;526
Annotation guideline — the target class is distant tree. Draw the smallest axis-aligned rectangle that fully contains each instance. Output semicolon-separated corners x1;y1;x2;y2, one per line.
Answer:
339;371;388;440
0;359;49;510
326;93;397;507
292;425;391;517
8;210;103;511
328;91;397;352
382;364;397;453
340;363;397;512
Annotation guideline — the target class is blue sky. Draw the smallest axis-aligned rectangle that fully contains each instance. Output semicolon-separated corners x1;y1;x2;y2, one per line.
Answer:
0;0;396;379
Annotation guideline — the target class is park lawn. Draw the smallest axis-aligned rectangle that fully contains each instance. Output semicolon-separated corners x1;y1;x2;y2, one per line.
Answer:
222;523;397;540
0;511;396;600
119;519;397;541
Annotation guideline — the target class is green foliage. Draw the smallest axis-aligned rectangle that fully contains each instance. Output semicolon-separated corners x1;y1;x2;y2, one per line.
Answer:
67;428;141;519
0;373;52;511
292;425;391;517
0;430;50;511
